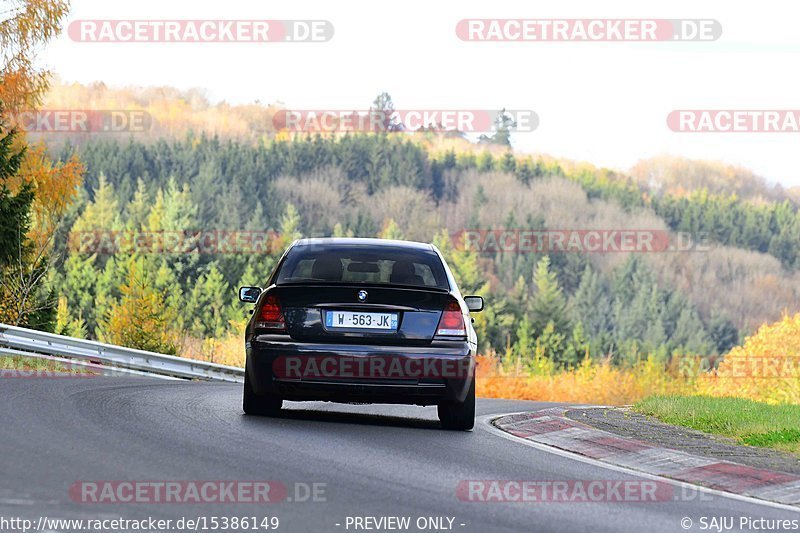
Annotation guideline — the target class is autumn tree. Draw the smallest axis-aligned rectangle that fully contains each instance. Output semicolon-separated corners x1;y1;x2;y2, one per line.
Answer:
0;0;78;328
98;259;178;354
0;119;30;266
698;312;800;404
1;0;71;114
0;139;83;327
54;295;86;338
378;218;404;240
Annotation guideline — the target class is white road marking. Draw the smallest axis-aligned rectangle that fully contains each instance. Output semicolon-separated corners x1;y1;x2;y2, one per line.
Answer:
0;498;35;505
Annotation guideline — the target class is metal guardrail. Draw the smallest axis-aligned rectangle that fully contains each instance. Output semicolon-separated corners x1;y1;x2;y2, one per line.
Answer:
0;323;244;383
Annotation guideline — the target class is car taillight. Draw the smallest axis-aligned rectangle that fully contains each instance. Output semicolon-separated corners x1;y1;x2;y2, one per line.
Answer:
436;299;466;337
255;294;286;331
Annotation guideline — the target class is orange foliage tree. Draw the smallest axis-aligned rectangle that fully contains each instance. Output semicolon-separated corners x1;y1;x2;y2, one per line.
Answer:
0;142;83;326
0;0;70;114
15;142;83;249
0;0;79;327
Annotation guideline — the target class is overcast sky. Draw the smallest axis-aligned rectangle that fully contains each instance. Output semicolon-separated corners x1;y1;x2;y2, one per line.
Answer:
39;0;800;187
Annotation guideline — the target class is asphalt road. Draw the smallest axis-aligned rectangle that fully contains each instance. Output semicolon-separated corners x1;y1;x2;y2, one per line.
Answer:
0;377;797;533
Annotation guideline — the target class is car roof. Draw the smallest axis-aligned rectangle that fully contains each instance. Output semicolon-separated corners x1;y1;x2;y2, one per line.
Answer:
292;237;435;251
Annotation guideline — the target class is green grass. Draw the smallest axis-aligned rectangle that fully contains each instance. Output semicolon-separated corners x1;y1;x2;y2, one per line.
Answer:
634;396;800;455
0;355;92;374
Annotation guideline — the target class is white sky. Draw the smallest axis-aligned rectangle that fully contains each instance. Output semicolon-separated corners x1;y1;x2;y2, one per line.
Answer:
39;0;800;187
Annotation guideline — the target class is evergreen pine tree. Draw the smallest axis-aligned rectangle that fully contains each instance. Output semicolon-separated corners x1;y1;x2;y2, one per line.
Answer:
530;256;569;336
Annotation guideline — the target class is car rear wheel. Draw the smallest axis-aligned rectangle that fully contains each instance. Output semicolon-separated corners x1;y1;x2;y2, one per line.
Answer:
243;366;283;416
438;376;475;430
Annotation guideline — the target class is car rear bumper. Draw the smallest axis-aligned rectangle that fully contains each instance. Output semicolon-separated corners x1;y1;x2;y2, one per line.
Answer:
246;336;475;405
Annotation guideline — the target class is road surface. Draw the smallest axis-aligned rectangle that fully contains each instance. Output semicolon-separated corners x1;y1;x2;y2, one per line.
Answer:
0;378;796;532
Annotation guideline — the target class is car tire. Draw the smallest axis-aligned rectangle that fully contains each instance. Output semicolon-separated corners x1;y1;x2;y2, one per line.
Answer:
243;364;283;416
438;376;475;430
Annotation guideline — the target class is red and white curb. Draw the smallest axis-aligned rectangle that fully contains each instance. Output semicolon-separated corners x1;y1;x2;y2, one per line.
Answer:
492;407;800;507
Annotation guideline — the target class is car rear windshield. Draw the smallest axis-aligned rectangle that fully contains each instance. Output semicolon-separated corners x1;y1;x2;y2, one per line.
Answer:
275;245;450;290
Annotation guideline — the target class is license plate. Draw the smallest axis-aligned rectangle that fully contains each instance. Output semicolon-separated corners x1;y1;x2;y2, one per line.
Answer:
325;311;398;330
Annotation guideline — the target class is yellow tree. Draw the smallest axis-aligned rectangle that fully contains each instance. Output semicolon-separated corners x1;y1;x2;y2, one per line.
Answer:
0;0;79;327
14;142;83;248
99;259;178;354
1;0;70;115
698;313;800;404
0;142;83;325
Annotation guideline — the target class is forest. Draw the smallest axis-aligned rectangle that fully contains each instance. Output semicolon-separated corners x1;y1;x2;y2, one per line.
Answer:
2;68;799;402
27;129;798;370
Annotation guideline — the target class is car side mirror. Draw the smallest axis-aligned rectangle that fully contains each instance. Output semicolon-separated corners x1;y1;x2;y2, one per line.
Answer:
464;295;484;312
239;286;262;303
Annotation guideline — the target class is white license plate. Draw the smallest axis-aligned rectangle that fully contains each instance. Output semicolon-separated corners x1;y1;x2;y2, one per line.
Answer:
325;311;398;330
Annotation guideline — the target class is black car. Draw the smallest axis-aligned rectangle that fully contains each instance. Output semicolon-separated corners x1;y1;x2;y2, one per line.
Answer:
238;237;484;430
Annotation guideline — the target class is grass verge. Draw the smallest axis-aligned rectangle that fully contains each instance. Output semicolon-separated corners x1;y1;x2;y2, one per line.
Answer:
634;395;800;455
0;355;95;375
